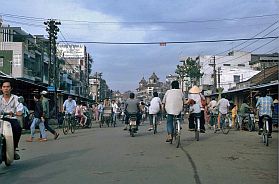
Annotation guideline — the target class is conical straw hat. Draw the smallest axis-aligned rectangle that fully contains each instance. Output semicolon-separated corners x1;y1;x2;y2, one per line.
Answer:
189;85;201;94
274;99;279;103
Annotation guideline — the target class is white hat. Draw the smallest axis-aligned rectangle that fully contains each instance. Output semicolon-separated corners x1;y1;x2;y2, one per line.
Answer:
189;85;202;94
274;99;278;104
41;90;48;95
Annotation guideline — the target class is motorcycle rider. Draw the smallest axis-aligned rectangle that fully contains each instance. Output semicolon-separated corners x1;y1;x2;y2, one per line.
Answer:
124;93;140;131
0;79;22;160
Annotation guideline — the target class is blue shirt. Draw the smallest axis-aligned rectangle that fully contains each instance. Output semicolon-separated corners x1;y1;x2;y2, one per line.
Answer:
256;96;273;117
63;99;77;114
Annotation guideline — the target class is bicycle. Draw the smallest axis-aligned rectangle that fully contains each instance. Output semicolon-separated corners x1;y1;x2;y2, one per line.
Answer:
151;114;158;134
171;115;181;148
62;113;76;135
220;113;231;134
262;116;270;146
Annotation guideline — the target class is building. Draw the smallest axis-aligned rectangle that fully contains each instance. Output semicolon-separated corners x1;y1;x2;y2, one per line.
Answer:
180;51;261;93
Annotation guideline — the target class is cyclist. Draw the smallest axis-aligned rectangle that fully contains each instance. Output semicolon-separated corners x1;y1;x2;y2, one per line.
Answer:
0;79;23;160
208;96;218;129
124;93;140;131
188;85;206;133
162;81;184;142
216;94;230;130
256;91;273;137
188;99;201;130
238;99;252;130
148;91;162;131
63;95;77;121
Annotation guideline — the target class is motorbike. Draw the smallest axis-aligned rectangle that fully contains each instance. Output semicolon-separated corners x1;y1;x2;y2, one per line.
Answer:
0;115;14;166
242;111;256;132
129;114;138;137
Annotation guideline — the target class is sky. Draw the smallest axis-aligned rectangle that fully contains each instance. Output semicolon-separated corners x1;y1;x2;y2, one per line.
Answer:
1;0;279;92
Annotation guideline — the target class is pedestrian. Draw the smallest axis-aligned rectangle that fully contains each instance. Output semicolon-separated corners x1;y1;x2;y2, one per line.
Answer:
0;79;23;160
162;81;184;142
26;94;47;142
41;90;59;140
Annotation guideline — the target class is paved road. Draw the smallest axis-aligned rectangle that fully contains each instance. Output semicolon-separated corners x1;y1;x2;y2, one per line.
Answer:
0;120;278;184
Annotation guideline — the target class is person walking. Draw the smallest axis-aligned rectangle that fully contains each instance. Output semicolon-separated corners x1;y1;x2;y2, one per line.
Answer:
162;81;184;142
41;91;59;140
26;94;47;142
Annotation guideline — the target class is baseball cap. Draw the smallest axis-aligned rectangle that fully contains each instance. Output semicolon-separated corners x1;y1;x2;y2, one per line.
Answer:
41;90;48;95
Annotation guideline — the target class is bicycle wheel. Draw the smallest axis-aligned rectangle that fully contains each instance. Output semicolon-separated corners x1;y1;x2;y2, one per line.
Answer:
262;119;269;146
153;115;157;134
62;119;69;135
221;116;230;134
176;120;181;148
70;120;76;134
195;130;199;141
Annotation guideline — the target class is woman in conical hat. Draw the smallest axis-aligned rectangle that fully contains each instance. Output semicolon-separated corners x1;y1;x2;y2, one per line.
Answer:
189;85;202;94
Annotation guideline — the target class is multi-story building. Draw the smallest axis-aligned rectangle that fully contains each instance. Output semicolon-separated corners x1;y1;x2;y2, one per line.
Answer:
180;51;261;93
57;44;93;97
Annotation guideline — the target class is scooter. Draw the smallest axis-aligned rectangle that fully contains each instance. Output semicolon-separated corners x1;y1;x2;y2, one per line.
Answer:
0;115;14;166
129;114;138;137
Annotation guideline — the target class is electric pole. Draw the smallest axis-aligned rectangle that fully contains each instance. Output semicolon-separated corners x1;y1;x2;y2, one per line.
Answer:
217;67;221;88
44;19;61;119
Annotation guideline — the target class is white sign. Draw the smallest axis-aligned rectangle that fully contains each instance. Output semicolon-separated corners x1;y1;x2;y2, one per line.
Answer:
57;44;85;58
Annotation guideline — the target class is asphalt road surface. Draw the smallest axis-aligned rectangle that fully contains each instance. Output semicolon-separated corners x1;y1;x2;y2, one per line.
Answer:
0;120;278;184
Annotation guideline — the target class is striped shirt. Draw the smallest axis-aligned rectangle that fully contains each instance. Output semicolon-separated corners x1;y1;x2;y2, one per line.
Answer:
256;96;273;117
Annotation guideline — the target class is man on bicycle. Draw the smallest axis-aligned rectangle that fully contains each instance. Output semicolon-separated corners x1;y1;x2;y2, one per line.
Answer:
216;94;230;129
148;91;162;131
63;95;77;121
256;91;273;137
162;81;184;142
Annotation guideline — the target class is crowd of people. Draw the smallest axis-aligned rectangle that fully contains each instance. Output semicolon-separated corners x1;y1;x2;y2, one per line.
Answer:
0;78;277;161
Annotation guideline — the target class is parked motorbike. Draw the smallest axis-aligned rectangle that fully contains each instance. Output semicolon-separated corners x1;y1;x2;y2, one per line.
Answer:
129;114;138;137
0;115;14;166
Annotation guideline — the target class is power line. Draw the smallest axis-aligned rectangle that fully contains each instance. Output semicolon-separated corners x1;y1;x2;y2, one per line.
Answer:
57;36;278;45
0;12;278;25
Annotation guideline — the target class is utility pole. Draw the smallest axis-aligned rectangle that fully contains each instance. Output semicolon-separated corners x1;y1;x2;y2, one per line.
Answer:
44;19;61;119
217;67;221;88
209;56;217;93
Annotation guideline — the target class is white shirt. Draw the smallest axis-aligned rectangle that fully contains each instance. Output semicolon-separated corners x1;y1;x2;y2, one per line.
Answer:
0;94;23;118
111;103;119;113
162;89;184;115
216;98;230;115
149;97;161;115
190;103;201;114
188;93;205;110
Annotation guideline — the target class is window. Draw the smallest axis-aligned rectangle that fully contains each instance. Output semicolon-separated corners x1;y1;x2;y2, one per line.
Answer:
223;64;231;66
238;64;245;67
233;75;240;83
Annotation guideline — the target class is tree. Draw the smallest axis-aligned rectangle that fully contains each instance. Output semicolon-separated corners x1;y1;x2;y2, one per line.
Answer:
175;57;203;85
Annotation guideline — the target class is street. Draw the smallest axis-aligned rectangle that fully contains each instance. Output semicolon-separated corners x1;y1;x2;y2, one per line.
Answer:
0;120;278;184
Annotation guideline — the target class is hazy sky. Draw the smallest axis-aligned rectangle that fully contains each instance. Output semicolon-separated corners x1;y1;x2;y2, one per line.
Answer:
1;0;278;92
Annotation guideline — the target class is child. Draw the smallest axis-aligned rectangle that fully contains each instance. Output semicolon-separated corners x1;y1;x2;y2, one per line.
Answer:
188;99;201;131
231;104;238;129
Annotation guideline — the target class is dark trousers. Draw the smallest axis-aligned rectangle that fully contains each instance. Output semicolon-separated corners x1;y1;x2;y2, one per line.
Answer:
189;110;205;130
259;115;272;133
9;119;22;149
40;119;55;138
